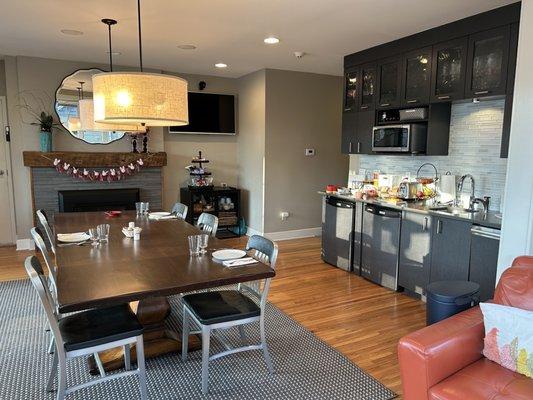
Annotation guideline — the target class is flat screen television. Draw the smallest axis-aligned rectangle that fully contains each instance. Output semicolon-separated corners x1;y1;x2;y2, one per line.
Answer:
169;92;236;135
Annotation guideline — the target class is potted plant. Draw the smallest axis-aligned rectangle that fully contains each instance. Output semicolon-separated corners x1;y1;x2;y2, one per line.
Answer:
33;112;59;152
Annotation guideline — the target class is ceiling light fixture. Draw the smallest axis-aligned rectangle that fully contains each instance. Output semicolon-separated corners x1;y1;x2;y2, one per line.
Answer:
178;44;197;50
92;0;188;127
214;63;228;68
61;29;83;36
264;36;280;44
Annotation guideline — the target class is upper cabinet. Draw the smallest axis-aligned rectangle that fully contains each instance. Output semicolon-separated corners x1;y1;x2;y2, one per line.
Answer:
376;56;403;109
343;67;359;112
430;37;468;102
465;26;510;98
359;63;377;111
402;47;432;106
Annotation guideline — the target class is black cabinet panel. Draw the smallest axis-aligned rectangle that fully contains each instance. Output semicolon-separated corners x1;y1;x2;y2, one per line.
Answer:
356;110;374;154
403;47;432;106
501;22;518;159
469;229;500;302
430;37;468;102
352;202;363;274
376;57;403;108
399;212;432;297
465;26;510;98
430;216;472;282
343;68;359;112
341;112;357;154
359;63;377;111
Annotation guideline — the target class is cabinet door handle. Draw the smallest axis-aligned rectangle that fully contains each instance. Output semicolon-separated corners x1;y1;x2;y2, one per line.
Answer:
357;142;361;153
407;99;418;104
360;105;368;110
349;142;353;153
437;95;450;100
423;217;428;231
436;220;443;234
474;90;490;95
380;103;391;107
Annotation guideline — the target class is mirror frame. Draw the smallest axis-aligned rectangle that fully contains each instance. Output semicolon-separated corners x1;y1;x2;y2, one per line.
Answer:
54;68;126;145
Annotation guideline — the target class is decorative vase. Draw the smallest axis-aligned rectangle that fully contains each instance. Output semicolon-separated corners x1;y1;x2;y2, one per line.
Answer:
39;130;52;152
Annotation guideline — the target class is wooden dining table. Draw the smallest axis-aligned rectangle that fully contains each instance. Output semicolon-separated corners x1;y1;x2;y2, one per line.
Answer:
54;210;275;373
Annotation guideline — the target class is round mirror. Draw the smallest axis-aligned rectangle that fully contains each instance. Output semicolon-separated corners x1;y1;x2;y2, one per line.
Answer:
55;68;126;145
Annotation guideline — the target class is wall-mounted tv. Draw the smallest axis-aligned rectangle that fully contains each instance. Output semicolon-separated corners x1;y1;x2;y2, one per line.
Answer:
169;92;236;135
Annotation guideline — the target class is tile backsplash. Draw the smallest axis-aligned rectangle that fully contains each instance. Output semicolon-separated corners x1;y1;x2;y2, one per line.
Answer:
350;99;507;211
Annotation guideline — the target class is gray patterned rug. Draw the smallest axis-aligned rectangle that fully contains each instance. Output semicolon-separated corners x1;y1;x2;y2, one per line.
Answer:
0;279;396;399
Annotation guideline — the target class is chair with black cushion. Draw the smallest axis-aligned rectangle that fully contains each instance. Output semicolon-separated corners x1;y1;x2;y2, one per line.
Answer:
182;234;278;394
24;256;147;400
196;212;218;237
171;202;188;219
36;209;56;254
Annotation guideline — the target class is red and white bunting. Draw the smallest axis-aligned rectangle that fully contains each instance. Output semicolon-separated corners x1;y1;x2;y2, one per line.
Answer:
52;158;145;182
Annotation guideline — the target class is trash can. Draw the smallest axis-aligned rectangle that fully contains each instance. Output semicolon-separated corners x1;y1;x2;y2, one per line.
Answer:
426;281;480;325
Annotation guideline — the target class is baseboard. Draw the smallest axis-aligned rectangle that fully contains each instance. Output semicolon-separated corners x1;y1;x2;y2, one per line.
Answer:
246;227;263;237
16;239;35;251
264;227;321;241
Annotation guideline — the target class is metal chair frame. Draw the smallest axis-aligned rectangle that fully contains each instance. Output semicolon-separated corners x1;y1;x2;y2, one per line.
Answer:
182;235;278;394
36;209;56;254
196;212;219;237
25;256;147;400
171;202;188;219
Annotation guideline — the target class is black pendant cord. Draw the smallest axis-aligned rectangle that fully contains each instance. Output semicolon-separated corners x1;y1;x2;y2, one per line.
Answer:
137;0;143;72
108;23;113;71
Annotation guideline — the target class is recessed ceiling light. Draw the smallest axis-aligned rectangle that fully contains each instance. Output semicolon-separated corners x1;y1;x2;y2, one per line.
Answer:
60;29;84;36
214;63;228;68
264;36;280;44
178;44;197;50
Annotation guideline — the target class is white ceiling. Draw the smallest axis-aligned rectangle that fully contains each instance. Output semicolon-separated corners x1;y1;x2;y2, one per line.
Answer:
0;0;518;78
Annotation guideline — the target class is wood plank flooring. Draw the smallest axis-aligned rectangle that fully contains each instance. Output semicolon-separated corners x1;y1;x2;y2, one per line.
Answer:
0;236;426;396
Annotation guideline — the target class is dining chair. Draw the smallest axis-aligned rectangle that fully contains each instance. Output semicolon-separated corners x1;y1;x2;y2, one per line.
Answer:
182;234;278;394
25;256;148;400
171;202;188;219
196;212;218;237
36;209;56;254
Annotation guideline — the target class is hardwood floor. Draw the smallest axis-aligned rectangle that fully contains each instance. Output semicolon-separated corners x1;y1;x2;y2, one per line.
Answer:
0;236;425;396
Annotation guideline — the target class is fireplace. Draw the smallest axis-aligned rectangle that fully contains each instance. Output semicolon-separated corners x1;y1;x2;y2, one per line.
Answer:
58;188;140;212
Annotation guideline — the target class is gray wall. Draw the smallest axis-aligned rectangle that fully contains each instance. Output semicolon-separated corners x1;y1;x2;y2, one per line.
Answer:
0;60;6;96
351;99;507;211
264;69;347;233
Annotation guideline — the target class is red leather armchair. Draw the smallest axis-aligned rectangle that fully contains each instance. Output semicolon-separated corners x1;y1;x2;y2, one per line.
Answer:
398;256;533;400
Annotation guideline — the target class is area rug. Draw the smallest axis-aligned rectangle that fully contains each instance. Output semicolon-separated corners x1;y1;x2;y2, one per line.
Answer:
0;279;396;399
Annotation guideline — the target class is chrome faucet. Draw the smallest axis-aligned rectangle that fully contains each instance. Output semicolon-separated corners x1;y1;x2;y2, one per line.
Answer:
457;174;476;211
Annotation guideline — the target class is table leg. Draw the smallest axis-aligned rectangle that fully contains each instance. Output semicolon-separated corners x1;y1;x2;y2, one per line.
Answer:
88;296;201;374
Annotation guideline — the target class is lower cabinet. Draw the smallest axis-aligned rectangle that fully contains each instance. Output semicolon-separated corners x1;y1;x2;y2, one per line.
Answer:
429;216;472;282
398;212;432;297
352;202;363;274
469;227;501;301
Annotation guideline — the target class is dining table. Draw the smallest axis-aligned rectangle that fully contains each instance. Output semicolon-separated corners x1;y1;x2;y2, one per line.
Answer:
53;210;275;373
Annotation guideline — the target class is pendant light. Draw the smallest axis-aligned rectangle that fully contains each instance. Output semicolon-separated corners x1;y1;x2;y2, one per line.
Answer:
92;0;188;127
67;85;83;132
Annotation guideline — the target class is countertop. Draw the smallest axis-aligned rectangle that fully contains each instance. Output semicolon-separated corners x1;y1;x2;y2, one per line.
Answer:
319;192;502;229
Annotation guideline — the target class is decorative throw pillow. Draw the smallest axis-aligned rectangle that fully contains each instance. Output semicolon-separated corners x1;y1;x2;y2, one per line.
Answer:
480;302;533;378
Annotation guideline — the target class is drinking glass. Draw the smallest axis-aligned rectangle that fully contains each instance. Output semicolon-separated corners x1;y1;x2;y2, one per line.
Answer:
143;202;150;214
135;202;142;216
88;228;99;246
188;235;200;256
97;224;110;242
198;234;209;255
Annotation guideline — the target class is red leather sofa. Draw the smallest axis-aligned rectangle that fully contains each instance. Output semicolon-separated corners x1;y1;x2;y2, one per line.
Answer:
398;256;533;400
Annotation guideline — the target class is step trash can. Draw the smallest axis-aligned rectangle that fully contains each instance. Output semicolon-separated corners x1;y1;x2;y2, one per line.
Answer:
425;281;480;325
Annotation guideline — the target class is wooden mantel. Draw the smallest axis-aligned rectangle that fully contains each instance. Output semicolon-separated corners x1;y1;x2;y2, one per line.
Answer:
23;151;167;167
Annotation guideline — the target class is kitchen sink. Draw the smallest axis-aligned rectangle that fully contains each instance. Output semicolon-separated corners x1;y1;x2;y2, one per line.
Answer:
429;205;480;215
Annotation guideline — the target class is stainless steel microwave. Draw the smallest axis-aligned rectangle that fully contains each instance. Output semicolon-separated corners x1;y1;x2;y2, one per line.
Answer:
372;123;427;153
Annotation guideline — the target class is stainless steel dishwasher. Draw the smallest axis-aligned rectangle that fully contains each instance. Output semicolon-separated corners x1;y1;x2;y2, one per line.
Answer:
321;196;354;271
361;204;401;290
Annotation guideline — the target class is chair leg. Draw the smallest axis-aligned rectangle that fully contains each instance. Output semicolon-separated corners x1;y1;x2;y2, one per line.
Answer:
48;334;55;354
201;326;211;394
238;325;248;345
260;317;274;374
136;336;148;400
182;305;190;361
56;354;67;400
94;352;106;377
47;350;58;392
124;344;131;371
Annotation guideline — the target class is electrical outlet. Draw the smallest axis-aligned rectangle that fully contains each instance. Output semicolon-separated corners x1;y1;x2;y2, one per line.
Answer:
280;211;289;220
305;148;315;156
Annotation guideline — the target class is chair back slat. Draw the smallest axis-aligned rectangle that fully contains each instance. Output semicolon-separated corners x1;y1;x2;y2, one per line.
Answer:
36;209;56;254
197;213;219;237
30;227;58;302
171;202;188;219
24;256;64;352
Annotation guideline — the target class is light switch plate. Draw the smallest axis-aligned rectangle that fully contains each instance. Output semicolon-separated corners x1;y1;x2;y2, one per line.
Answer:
305;148;315;156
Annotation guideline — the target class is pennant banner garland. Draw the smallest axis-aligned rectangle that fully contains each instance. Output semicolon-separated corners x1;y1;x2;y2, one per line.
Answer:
53;158;145;182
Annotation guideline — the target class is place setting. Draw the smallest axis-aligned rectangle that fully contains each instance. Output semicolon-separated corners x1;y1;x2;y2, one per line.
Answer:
56;223;110;247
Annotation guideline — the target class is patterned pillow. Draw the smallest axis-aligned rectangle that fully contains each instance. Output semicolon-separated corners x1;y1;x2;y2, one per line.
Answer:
480;302;533;378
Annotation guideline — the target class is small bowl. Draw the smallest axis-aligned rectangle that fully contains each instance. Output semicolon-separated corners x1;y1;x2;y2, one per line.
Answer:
122;227;141;238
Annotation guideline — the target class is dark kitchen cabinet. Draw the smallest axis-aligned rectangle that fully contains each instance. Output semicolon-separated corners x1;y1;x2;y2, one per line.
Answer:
352;202;363;274
430;216;472;282
343;67;359;112
358;63;377;111
430;37;468;102
355;110;374;154
376;56;403;108
465;26;510;98
402;47;432;106
501;22;519;159
341;112;357;154
399;212;432;298
469;227;501;302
